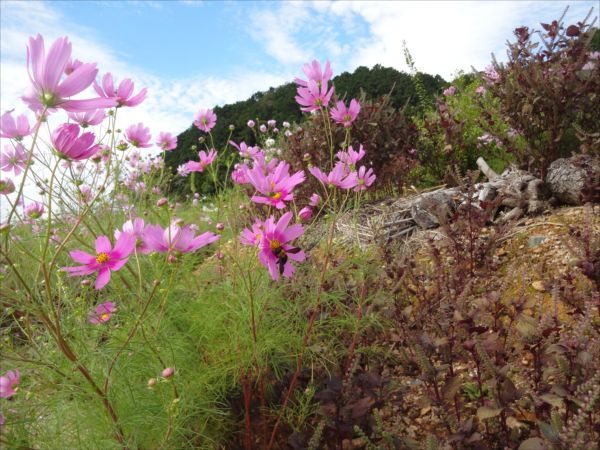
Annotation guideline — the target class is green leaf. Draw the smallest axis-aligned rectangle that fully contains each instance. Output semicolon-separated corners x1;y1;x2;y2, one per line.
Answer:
540;393;564;408
538;421;560;444
477;406;503;420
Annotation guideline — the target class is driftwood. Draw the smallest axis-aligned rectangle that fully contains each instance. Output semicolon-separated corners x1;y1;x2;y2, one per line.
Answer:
546;154;600;205
334;155;598;248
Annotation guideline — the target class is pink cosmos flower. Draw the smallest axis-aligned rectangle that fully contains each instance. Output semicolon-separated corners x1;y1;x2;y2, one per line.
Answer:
93;72;147;108
156;132;177;151
88;301;117;324
63;233;136;289
78;184;93;204
298;207;312;221
64;58;83;75
184;149;217;173
125;123;152;148
443;86;456;96
336;144;365;170
309;193;320;207
267;119;276;128
177;164;190;177
259;124;267;133
68;109;106;127
231;163;249;184
1;143;27;176
258;212;305;281
22;35;116;113
142;222;219;254
0;178;15;195
354;166;376;191
309;163;358;190
294;59;333;88
245;161;305;209
193;108;217;132
51;123;101;160
475;85;487;95
230;141;260;159
24;201;45;219
240;219;264;246
330;99;360;128
0;111;33;140
0;370;20;398
295;79;334;112
247;120;255;128
114;218;150;253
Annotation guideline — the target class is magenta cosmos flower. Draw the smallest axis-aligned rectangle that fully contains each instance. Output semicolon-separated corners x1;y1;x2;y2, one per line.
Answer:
0;111;34;140
193;108;217;132
156;132;177;151
184;149;217;173
294;59;333;88
240;219;264;246
309;163;358;190
295;79;334;112
298;207;312;221
330;99;360;128
63;233;136;289
125;123;152;148
68;109;106;127
52;123;101;160
22;35;116;113
93;72;147;108
142;222;219;255
258;212;305;281
0;370;20;398
88;301;117;324
245;161;305;209
336;144;365;171
1;143;27;176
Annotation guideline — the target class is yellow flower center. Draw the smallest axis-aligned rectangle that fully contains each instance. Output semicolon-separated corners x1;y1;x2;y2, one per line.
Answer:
343;114;351;122
272;192;282;200
96;252;110;264
270;239;282;251
100;313;110;321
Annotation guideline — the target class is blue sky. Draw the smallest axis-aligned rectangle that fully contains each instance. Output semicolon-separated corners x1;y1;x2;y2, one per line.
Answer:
1;0;598;136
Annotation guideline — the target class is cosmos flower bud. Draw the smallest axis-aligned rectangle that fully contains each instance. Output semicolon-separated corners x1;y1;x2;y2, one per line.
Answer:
161;367;175;378
229;124;235;131
156;198;168;207
216;222;224;231
247;120;255;128
81;279;91;287
148;378;157;388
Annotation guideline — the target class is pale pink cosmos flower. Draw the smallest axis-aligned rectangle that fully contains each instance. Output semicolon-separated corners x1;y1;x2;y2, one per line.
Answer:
247;119;255;128
93;72;147;108
240;219;264;246
259;124;267;133
184;149;217;173
24;201;45;219
64;58;83;75
443;86;456;96
125;123;152;148
309;193;320;207
267;119;276;128
245;160;305;209
298;207;312;221
114;218;150;253
22;35;117;113
0;178;15;195
231;163;249;184
142;222;219;254
1;143;27;176
258;212;305;281
475;85;487;95
63;233;136;289
51;123;100;160
354;166;376;191
78;184;93;204
88;302;117;324
309;163;358;190
177;164;190;177
0;111;34;140
230;141;260;159
0;370;20;398
294;59;333;88
193;108;217;132
68;109;106;127
295;79;335;112
330;99;360;128
156;132;177;151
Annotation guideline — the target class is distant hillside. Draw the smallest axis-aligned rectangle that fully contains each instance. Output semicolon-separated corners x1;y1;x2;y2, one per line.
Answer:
164;64;446;183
